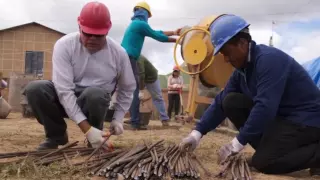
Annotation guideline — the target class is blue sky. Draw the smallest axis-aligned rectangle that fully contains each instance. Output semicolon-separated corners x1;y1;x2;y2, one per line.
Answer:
272;18;320;65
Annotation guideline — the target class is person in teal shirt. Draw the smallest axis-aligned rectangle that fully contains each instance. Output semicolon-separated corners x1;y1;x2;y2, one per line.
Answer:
121;1;180;81
121;1;180;129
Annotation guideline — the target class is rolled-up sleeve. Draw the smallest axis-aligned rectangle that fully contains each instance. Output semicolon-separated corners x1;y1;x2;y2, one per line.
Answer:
112;49;136;122
52;39;87;124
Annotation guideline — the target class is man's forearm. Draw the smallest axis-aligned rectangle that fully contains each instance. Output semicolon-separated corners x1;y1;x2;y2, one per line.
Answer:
78;120;91;134
162;31;175;36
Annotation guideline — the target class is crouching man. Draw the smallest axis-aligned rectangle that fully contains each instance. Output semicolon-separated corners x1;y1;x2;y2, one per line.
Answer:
179;14;320;176
23;1;136;150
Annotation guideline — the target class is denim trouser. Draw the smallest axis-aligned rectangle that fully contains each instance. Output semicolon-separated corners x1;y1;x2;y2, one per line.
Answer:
130;79;169;126
129;56;140;126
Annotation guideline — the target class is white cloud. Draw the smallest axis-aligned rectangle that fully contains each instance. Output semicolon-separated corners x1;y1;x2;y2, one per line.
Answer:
284;31;320;64
1;0;320;74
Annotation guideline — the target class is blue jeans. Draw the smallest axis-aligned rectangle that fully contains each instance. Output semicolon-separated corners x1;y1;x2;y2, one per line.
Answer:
129;56;140;126
130;79;169;126
146;79;169;121
129;86;140;126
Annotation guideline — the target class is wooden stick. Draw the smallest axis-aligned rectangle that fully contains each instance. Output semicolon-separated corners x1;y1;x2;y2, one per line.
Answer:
85;132;114;163
38;141;78;160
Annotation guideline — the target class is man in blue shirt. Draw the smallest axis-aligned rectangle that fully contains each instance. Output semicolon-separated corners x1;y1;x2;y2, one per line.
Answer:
179;14;320;176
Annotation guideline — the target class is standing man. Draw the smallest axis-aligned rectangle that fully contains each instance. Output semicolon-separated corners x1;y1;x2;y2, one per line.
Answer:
121;1;180;129
179;14;320;176
24;1;136;150
128;55;170;129
121;1;180;82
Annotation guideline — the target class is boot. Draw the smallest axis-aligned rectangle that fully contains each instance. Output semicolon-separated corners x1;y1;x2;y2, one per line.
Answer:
130;124;147;130
37;133;68;150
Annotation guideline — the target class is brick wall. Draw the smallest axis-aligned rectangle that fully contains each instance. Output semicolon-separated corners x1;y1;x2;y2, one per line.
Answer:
0;23;64;79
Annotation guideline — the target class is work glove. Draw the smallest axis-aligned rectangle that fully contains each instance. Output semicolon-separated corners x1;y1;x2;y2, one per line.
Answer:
109;120;124;135
218;137;245;164
138;91;144;100
85;126;113;150
179;130;202;152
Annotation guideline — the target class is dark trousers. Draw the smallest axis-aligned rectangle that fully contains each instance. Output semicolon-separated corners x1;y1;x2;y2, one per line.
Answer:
23;80;111;139
223;92;320;174
167;93;180;119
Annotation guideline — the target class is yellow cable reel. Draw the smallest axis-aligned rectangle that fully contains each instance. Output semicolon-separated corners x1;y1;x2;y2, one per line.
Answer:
173;27;215;75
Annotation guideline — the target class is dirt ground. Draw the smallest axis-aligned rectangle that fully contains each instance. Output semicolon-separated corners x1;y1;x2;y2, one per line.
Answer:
0;113;318;180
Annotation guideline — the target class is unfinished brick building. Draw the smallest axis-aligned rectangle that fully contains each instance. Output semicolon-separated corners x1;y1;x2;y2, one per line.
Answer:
0;22;65;79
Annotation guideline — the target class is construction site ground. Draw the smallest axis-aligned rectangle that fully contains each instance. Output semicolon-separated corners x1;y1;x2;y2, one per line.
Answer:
0;112;318;180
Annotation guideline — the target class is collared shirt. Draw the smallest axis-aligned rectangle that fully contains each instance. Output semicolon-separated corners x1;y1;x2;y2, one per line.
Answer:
52;32;136;124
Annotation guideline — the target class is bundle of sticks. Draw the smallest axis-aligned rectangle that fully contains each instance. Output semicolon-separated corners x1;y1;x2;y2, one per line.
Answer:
0;141;94;166
88;139;206;179
0;139;208;180
215;154;252;180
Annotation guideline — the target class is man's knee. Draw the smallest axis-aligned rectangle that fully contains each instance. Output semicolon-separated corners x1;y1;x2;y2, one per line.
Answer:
24;80;53;99
251;152;274;174
78;87;111;105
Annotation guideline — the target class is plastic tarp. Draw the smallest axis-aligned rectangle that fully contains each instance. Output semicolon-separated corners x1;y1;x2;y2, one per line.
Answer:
302;57;320;89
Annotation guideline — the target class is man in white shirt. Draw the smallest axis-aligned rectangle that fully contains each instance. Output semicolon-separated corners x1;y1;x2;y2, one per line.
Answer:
23;1;136;150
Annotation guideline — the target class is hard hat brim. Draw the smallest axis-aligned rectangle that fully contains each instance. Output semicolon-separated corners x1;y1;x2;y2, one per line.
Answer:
80;24;111;35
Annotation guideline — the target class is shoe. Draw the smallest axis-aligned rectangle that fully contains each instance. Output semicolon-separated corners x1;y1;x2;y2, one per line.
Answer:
37;133;68;150
130;124;148;130
310;168;320;176
124;120;131;124
161;120;170;127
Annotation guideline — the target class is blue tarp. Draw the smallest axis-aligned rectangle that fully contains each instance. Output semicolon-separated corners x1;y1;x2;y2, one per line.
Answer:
302;57;320;89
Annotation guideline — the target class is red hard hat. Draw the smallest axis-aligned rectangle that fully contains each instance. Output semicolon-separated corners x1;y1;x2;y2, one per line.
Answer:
77;1;112;35
173;66;180;71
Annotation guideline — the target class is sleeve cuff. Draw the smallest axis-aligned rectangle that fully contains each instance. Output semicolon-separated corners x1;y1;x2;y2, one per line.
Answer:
73;112;87;124
194;125;208;136
231;137;245;152
236;133;248;146
112;109;125;123
190;130;202;142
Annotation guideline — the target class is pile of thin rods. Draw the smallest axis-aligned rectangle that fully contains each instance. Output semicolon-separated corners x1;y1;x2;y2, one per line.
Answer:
87;139;204;179
215;154;252;180
0;141;95;166
0;140;208;179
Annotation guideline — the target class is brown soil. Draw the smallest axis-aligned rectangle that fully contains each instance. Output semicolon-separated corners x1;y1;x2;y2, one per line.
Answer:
0;113;318;180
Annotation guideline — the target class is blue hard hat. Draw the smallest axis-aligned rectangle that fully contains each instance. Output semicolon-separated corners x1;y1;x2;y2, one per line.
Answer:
210;14;250;55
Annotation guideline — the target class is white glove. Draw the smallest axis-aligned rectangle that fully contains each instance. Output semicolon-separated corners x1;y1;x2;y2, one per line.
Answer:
218;137;245;164
179;130;202;152
85;126;112;149
230;137;245;152
138;91;144;100
109;120;124;135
